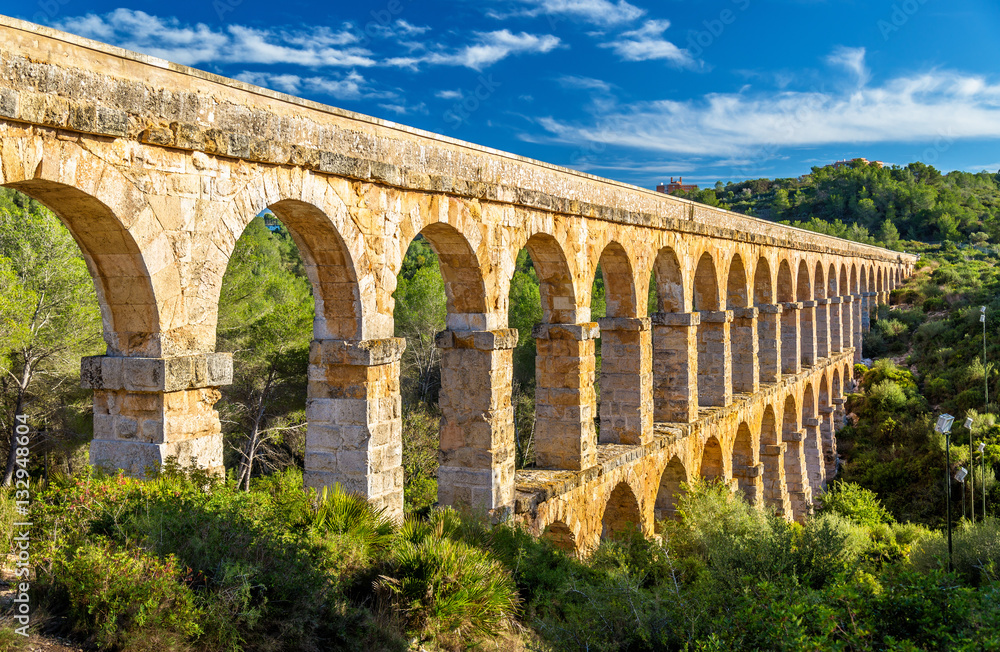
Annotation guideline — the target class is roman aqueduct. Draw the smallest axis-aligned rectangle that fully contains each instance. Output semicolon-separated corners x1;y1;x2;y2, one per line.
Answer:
0;17;916;551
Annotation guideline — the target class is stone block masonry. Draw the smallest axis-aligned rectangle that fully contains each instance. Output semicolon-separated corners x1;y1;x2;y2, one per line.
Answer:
0;15;915;531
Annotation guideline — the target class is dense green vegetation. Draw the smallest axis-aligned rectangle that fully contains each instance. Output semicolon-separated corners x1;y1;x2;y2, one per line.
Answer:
5;469;999;650
3;159;1000;649
672;160;1000;246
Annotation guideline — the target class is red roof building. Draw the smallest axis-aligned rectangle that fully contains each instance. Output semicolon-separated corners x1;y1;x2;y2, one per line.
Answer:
656;177;699;194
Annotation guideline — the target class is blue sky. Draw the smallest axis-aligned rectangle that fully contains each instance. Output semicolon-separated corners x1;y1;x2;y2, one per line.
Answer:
9;0;1000;188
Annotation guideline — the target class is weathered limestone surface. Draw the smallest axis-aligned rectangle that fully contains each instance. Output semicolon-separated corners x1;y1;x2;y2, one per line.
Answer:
0;16;915;529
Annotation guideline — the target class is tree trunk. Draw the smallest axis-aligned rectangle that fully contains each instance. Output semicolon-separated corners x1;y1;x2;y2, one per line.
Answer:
3;381;27;487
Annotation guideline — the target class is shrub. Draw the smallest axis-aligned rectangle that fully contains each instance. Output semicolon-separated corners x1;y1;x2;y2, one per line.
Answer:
664;480;797;587
911;518;1000;585
862;330;887;357
311;484;396;558
866;380;908;412
378;527;520;645
876;318;908;338
54;542;202;650
816;482;894;529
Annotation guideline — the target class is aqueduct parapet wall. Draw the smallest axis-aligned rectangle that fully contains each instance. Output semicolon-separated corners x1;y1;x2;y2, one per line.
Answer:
0;17;915;548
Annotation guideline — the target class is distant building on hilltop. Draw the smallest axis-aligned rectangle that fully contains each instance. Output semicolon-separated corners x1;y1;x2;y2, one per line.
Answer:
656;177;699;194
831;158;884;170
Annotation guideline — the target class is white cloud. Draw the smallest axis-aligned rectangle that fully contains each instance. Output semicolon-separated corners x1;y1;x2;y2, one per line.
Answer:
489;0;645;26
826;45;869;86
236;71;375;101
558;75;614;92
599;20;693;65
436;89;464;100
378;102;428;115
386;30;561;71
529;66;1000;161
55;9;374;68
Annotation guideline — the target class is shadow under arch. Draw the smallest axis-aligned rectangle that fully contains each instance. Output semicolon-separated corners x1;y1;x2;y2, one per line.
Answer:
782;393;808;519
652;246;686;313
701;435;724;481
655;455;688;522
733;422;757;503
759;404;789;516
602;481;642;540
542;520;577;553
802;382;823;495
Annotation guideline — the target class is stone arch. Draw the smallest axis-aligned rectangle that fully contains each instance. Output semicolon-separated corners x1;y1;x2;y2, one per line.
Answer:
850;264;859;293
814;262;826;300
701;436;724;481
832;367;842;399
655;455;688;521
840;264;849;297
797;260;815;365
693;251;720;311
753;256;779;384
828;263;838;297
876;267;884;293
777;259;794;303
418;221;490;319
542;520;576;553
602;481;642;539
726;253;749;308
1;179;161;357
728;253;755;394
753;257;773;305
523;232;577;324
759;405;788;515
694;251;726;406
796;260;812;301
782;394;808;518
597;241;637;318
802;383;823;494
653;246;685;313
266;199;361;341
732;422;757;503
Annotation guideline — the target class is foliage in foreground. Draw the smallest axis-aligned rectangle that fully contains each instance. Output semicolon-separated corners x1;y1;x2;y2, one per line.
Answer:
10;473;1000;651
20;467;520;651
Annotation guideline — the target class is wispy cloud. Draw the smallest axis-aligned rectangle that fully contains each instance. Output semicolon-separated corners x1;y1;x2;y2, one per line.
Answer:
488;0;645;26
235;71;388;101
599;20;693;66
386;30;561;71
826;45;869;86
56;9;374;68
529;56;1000;160
436;89;464;100
558;75;614;92
378;101;427;115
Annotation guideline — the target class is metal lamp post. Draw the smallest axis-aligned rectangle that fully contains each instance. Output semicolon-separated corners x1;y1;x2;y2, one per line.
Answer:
936;413;955;571
966;416;975;522
979;441;988;519
957;467;968;519
982;307;988;410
